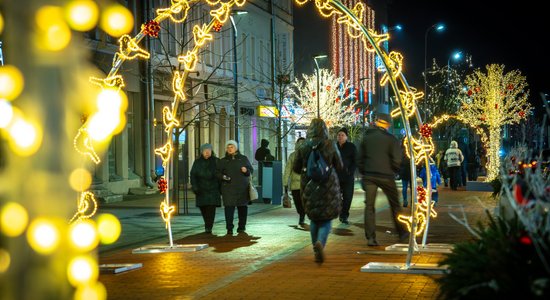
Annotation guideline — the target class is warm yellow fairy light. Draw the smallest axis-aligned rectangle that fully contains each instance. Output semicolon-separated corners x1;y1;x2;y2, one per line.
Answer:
178;50;198;71
69;220;98;251
89;75;125;91
69;191;98;223
35;6;72;52
87;112;120;141
0;99;14;128
156;0;191;23
64;0;99;31
0;65;25;101
398;190;437;236
379;51;403;86
336;2;363;29
0;12;4;35
391;89;423;118
74;282;107;300
162;106;180;132
155;142;173;166
115;35;150;61
403;136;434;164
67;255;98;287
160;201;175;228
0;249;10;273
69;168;93;192
7;117;42;157
73;127;101;164
172;71;186;101
100;4;134;38
314;0;342;18
96;213;121;244
27;218;60;255
1;202;29;237
210;2;231;23
97;88;127;113
193;24;213;47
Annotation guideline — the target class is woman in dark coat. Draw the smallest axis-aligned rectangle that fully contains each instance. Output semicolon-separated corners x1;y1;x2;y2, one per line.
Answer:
293;118;343;263
217;140;253;235
190;143;221;233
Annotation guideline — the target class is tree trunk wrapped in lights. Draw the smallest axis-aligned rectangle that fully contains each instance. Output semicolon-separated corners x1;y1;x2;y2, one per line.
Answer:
289;68;358;128
460;64;531;181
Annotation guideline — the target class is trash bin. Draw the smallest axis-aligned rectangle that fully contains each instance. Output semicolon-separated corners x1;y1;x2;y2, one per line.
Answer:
259;161;282;205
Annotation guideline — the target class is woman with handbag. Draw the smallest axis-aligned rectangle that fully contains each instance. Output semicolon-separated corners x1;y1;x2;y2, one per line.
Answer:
217;140;253;235
283;137;306;226
190;143;221;234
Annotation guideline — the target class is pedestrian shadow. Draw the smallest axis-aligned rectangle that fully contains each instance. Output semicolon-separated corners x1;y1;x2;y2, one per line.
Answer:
332;228;354;236
173;232;261;253
288;225;309;232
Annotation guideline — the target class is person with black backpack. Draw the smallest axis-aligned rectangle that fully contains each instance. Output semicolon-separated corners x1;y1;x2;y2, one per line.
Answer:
292;118;343;264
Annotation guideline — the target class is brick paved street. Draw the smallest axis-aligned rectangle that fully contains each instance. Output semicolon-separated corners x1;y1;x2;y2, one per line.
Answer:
98;184;496;299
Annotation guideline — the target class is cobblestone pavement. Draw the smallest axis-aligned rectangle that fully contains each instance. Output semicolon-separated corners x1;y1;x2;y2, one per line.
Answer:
99;183;496;299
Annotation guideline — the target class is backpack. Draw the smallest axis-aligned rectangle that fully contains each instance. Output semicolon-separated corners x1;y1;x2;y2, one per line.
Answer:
306;141;331;182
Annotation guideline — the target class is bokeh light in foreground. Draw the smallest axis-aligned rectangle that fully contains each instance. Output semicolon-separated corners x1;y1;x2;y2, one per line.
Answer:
69;220;98;251
0;99;14;128
7;117;42;157
35;6;72;51
65;0;99;31
69;168;92;192
0;202;29;237
26;219;60;255
100;4;134;38
67;255;98;286
96;213;121;244
0;249;10;273
74;281;107;300
0;65;25;100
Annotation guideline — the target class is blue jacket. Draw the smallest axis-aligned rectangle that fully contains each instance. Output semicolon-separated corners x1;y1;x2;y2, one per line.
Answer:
419;163;441;190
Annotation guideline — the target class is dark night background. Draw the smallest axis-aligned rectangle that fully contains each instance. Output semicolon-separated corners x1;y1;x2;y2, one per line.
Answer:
294;0;549;115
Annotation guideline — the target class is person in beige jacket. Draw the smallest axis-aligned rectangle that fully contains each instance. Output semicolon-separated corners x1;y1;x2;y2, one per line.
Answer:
284;137;306;225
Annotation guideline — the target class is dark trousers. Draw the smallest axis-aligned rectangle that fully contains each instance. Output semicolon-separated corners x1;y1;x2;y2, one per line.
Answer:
291;189;305;220
448;166;460;190
339;179;355;221
199;205;216;231
363;176;406;240
224;205;248;230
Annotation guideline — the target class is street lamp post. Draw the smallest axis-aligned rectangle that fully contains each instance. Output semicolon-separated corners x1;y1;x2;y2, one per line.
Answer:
423;23;445;120
229;11;247;143
446;51;462;100
313;55;327;118
359;77;370;128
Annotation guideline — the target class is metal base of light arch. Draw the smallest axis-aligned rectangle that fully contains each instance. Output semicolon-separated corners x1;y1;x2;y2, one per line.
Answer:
132;243;209;254
384;243;453;254
361;262;448;274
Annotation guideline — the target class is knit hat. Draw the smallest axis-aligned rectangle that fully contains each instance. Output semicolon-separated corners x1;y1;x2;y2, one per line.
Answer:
338;127;349;136
200;143;212;153
225;140;238;150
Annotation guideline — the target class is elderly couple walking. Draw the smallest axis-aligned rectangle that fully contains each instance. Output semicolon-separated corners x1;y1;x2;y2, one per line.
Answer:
190;140;253;235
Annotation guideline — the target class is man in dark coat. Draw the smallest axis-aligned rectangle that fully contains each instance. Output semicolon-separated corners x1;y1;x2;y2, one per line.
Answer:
293;118;343;263
357;113;408;246
190;143;221;233
254;139;273;161
336;127;357;224
217;140;253;235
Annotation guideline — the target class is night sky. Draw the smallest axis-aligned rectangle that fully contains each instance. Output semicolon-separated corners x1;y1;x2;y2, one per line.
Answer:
387;0;549;108
294;0;549;115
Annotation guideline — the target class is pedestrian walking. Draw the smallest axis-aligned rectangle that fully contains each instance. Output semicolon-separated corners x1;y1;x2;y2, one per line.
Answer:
292;118;343;263
190;143;221;234
357;113;408;246
217;140;253;235
444;140;464;190
283;137;307;226
336;127;357;225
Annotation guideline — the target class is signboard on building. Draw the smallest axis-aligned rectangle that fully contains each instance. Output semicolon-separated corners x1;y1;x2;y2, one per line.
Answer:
257;106;278;118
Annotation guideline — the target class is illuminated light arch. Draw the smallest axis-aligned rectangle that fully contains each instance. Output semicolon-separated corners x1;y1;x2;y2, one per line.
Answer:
74;0;437;262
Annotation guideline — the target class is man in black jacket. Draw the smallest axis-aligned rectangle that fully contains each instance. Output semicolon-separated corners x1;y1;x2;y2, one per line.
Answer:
357;113;408;246
336;127;357;225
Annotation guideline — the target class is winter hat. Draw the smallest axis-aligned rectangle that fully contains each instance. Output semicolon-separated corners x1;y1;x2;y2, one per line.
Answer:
338;127;349;136
225;140;238;150
375;113;392;128
200;143;212;153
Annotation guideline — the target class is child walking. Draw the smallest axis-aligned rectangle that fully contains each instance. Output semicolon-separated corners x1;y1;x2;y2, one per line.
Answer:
419;159;442;205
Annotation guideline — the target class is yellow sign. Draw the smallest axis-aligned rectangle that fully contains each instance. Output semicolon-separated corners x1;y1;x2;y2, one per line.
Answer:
257;106;278;118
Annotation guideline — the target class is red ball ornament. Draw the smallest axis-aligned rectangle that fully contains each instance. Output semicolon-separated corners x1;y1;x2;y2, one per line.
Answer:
158;177;167;194
519;235;532;246
312;91;316;97
507;84;514;90
420;124;432;138
467;90;473;96
142;20;161;38
213;21;223;32
474;87;480;93
519;111;526;118
495;104;499;109
416;186;426;203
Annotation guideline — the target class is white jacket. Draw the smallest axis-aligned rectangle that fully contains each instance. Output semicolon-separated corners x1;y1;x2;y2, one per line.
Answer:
444;148;464;167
